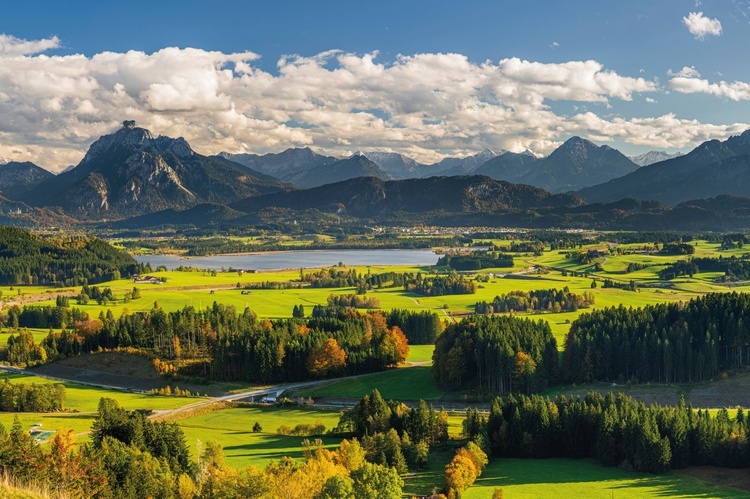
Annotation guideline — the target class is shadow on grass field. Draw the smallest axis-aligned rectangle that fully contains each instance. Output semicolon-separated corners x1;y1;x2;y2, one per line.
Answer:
465;458;749;498
178;405;343;468
295;365;445;401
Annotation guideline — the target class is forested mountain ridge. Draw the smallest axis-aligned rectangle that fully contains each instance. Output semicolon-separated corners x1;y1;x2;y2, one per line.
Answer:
21;121;286;219
108;175;750;231
231;175;582;217
0;226;139;285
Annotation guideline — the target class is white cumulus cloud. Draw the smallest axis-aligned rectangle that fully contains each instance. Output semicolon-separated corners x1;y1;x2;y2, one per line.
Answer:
0;35;746;169
668;66;701;78
668;76;750;101
682;12;723;40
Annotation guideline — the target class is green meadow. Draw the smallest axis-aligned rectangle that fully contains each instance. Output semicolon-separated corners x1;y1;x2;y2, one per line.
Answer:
465;458;748;498
406;344;435;364
0;372;197;437
177;405;342;468
295;365;444;401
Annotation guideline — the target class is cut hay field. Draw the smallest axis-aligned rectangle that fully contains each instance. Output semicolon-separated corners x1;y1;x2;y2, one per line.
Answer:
465;458;749;498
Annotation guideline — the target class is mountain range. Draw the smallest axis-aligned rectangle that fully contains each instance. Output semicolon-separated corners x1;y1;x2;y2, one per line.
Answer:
220;138;642;193
2;121;750;231
0;161;54;199
578;130;750;205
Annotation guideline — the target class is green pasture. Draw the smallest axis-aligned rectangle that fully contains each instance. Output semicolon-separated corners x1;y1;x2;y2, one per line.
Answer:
0;372;196;413
177;405;342;468
407;345;434;364
13;239;750;357
465;458;748;498
295;365;444;401
0;372;197;438
27;262;721;350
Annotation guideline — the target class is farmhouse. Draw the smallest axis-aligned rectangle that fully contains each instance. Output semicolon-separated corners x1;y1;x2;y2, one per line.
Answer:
133;275;163;284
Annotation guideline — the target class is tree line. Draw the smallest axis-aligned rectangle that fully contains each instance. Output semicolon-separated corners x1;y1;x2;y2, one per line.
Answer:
2;303;413;384
475;287;594;315
659;256;750;282
463;392;750;474
437;251;513;271
405;272;477;296
0;379;65;412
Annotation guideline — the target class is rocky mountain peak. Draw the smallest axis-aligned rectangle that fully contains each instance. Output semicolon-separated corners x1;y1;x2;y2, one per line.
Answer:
82;121;199;166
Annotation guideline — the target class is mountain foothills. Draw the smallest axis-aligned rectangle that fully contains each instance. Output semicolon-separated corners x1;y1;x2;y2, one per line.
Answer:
0;121;749;229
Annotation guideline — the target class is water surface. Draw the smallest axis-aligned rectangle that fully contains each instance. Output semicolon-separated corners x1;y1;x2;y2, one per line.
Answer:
135;248;440;271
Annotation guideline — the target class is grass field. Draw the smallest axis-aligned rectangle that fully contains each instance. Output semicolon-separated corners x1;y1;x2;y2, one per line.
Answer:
295;365;445;401
178;405;343;468
407;345;434;364
0;372;197;438
465;458;749;498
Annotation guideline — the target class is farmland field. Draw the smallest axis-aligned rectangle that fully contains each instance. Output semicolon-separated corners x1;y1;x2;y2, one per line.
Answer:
17;240;748;352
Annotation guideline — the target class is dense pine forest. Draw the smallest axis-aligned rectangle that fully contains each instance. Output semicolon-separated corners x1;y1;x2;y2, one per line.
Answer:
432;315;559;393
1;304;448;383
465;392;750;473
563;293;750;384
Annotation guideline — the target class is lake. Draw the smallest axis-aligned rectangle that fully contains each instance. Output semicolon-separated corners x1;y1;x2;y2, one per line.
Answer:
135;248;440;271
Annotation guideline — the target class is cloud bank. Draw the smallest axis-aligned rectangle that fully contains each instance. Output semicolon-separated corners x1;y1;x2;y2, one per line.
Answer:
0;35;746;170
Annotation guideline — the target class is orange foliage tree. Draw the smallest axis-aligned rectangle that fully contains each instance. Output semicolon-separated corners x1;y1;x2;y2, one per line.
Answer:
307;338;347;377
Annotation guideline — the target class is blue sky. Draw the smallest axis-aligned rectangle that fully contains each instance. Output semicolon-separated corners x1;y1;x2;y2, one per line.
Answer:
1;0;749;169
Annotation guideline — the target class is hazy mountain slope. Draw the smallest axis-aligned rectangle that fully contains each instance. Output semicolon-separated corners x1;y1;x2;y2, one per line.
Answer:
523;137;640;192
629;151;683;166
473;152;540;182
282;154;392;187
0;161;54;199
219;148;338;179
578;130;750;204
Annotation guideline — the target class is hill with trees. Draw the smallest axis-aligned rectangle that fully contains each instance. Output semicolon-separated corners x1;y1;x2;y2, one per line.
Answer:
0;226;139;285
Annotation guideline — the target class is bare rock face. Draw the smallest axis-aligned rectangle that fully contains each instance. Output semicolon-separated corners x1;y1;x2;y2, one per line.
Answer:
21;121;285;219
